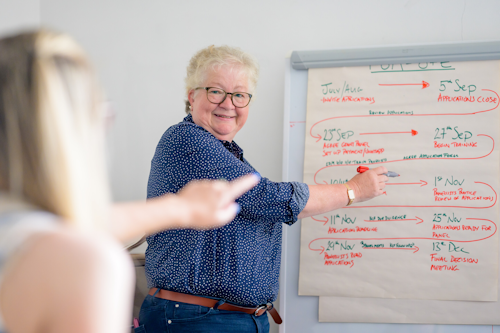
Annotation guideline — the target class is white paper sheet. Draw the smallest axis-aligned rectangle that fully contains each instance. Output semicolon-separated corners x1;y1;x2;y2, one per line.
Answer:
319;248;500;325
319;281;500;324
299;60;500;302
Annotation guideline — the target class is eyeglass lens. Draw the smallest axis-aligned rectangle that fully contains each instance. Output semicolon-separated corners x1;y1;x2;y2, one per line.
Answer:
206;88;250;107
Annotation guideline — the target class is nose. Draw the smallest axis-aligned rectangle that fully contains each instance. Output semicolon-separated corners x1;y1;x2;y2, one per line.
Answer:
219;93;235;109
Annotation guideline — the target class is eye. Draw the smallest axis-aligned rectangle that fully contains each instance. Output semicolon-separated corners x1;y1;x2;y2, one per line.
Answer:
208;88;224;95
234;93;245;99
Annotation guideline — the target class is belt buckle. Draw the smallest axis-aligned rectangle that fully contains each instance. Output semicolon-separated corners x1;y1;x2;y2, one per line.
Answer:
254;305;267;316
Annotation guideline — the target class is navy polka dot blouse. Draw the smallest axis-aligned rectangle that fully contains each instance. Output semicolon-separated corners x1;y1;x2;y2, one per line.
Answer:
145;114;309;307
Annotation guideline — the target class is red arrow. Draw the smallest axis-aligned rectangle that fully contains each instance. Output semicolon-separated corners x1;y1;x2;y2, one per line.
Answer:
385;180;427;187
311;216;328;225
309;89;499;141
308;218;496;254
379;81;429;89
364;216;423;224
314;246;325;254
360;129;418;136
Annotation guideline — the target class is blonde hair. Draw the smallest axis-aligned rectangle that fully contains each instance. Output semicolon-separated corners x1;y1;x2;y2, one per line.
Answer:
0;30;110;230
184;45;259;113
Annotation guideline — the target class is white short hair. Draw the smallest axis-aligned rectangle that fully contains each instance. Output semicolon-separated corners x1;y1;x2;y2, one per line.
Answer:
184;45;259;113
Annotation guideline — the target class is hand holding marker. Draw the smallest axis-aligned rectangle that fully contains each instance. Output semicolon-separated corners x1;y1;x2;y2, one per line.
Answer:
357;166;399;177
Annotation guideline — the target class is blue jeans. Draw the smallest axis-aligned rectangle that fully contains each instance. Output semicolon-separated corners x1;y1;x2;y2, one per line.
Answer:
135;294;270;333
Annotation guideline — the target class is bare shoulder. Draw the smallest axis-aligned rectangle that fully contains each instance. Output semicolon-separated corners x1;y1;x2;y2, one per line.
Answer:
3;227;132;284
0;227;134;333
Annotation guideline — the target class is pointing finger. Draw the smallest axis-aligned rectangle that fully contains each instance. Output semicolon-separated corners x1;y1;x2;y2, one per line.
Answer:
226;173;260;200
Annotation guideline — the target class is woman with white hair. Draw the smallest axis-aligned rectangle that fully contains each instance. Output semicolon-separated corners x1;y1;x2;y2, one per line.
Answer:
141;45;388;333
0;31;258;333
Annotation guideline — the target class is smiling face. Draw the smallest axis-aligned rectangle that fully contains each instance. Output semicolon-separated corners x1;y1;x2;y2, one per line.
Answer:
188;65;250;142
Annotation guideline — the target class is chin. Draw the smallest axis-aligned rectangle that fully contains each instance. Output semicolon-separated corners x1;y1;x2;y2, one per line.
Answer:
213;131;236;141
214;127;235;136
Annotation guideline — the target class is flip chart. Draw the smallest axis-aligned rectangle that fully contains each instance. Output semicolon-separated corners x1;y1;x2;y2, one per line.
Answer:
298;60;500;303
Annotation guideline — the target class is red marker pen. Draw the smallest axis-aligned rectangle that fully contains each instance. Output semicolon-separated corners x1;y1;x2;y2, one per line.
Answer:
357;166;399;177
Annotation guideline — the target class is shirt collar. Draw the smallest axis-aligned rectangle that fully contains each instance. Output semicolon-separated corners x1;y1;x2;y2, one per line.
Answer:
184;113;244;161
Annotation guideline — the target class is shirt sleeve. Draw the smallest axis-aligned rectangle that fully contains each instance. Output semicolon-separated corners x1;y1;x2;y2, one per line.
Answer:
147;123;310;225
290;181;310;220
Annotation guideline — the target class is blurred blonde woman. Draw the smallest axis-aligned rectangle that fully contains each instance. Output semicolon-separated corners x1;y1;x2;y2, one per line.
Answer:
0;30;258;333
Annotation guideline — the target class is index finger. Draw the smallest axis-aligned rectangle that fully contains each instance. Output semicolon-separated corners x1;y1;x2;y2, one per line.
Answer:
371;166;388;175
227;173;261;199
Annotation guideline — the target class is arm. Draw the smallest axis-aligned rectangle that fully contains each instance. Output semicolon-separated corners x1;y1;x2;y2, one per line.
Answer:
298;166;388;218
109;174;259;242
147;123;303;226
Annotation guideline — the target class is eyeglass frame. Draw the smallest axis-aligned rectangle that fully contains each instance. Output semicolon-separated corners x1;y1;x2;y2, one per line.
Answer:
194;87;253;108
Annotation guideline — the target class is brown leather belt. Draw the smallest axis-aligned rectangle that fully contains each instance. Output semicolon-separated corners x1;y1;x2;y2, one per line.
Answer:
148;288;282;324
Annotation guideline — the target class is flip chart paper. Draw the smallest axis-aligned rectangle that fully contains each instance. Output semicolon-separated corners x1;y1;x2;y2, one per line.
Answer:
298;60;500;302
320;240;500;324
318;261;500;324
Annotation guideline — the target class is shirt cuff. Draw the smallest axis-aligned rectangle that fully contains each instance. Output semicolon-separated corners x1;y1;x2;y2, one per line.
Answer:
286;182;310;225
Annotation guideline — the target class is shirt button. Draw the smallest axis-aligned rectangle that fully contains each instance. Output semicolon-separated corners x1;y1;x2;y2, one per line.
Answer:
266;257;270;261
175;304;179;308
168;320;172;324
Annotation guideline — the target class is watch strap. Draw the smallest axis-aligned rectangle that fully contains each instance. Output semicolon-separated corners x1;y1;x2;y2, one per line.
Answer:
343;183;355;206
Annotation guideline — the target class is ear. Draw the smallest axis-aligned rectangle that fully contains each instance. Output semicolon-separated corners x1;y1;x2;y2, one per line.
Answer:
188;89;196;106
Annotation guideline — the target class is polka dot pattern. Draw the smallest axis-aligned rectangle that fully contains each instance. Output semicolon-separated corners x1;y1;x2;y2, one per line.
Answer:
145;114;309;307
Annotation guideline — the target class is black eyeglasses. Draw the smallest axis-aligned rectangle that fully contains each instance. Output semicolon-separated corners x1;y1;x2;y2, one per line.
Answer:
195;87;252;108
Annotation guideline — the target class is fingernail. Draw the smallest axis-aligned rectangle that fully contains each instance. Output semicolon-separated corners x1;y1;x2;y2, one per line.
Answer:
235;203;241;214
253;172;261;181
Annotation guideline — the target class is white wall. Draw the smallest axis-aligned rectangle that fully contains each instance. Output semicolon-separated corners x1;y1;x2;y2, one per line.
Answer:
37;0;500;202
5;0;500;201
0;0;39;32
3;1;500;332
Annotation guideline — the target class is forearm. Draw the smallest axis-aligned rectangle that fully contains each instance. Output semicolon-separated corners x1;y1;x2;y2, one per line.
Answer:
110;195;191;242
297;184;349;218
297;167;388;219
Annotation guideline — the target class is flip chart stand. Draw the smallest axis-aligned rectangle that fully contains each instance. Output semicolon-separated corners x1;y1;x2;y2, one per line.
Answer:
281;40;500;333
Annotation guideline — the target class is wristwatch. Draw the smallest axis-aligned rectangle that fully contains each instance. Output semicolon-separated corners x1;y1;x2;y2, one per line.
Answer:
343;183;355;206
